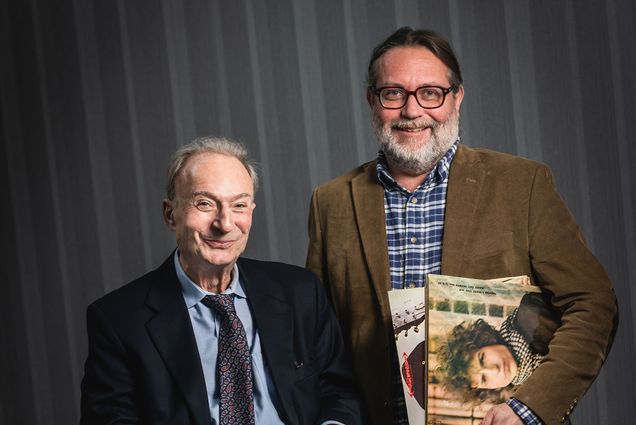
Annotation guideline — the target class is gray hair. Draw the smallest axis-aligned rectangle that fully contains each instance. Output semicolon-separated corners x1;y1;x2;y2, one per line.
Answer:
165;136;259;201
366;27;463;90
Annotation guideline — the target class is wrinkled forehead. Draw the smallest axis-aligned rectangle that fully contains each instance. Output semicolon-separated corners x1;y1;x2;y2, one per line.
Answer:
177;152;255;197
374;46;453;86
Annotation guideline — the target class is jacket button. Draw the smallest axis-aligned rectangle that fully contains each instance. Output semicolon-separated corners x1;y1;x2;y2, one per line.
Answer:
383;401;390;408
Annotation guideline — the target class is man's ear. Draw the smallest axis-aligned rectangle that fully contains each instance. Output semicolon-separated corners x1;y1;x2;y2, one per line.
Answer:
162;199;176;230
453;84;465;113
366;88;375;108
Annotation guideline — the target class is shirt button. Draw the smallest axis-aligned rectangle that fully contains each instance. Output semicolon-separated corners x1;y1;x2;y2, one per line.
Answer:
411;198;418;204
410;236;417;243
409;282;416;288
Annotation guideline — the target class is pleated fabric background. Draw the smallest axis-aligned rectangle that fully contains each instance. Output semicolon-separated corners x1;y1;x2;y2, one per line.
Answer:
1;0;634;423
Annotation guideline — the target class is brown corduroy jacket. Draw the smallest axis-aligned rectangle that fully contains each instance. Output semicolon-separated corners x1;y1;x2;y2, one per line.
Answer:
307;144;617;425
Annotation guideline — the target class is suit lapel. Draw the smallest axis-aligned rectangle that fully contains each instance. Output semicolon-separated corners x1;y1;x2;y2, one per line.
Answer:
442;145;487;276
351;164;392;321
144;257;211;425
238;259;297;424
348;151;485;305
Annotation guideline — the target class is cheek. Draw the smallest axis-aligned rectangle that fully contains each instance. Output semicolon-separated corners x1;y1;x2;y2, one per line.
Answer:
236;217;253;235
373;107;398;125
430;105;456;123
421;110;442;123
180;215;210;236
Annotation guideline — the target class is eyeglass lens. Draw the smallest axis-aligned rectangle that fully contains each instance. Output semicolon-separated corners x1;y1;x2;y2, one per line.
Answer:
379;87;446;109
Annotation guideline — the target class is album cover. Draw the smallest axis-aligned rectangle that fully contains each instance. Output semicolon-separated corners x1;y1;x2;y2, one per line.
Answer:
389;287;427;424
389;275;559;425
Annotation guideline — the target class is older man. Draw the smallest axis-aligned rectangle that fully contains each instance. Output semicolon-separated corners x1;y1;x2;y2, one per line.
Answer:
307;27;617;425
81;136;361;425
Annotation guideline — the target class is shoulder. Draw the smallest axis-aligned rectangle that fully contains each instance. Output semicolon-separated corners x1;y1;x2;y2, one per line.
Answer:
453;145;555;191
455;144;548;174
88;256;174;317
313;161;376;194
310;160;379;215
238;257;319;283
90;273;150;313
238;257;323;300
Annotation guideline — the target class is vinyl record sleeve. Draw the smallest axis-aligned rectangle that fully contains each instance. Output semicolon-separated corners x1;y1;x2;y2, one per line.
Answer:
389;275;559;425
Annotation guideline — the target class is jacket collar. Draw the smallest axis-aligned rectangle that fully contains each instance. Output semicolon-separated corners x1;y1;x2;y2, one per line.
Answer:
349;144;487;325
441;144;487;276
236;258;297;424
351;163;393;328
144;255;212;425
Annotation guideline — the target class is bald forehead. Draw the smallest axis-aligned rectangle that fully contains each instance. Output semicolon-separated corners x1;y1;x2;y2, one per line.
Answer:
176;152;254;194
375;46;453;87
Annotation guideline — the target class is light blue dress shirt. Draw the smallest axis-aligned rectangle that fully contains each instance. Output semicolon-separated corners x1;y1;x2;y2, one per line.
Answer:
174;252;285;425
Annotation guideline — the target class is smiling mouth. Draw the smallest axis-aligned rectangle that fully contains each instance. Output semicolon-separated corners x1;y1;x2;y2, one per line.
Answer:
202;238;236;249
394;126;430;134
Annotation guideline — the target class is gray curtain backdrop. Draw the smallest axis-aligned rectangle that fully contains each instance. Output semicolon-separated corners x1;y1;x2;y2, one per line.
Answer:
1;0;634;424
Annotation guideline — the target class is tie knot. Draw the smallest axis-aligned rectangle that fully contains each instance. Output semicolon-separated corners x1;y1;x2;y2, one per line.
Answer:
201;294;236;316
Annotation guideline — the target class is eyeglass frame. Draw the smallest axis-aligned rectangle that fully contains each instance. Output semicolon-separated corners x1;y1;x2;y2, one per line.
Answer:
371;85;458;110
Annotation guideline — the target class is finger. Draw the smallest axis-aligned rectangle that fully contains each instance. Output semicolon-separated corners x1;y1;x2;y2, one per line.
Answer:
480;410;494;425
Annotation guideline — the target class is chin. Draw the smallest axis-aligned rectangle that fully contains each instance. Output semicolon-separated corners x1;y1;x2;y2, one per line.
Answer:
206;254;238;267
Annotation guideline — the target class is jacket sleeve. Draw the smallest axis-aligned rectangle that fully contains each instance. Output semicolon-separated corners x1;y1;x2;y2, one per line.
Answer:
80;303;139;424
515;292;561;355
513;164;618;425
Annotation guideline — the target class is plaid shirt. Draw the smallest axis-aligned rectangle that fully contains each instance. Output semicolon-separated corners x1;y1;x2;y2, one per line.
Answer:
377;143;457;424
377;142;543;425
377;142;457;290
508;398;545;425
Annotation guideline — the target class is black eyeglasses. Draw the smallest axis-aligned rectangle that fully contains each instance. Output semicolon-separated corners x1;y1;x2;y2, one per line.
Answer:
372;85;457;109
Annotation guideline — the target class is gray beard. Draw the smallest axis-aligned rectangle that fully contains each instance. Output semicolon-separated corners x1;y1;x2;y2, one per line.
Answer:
373;110;460;175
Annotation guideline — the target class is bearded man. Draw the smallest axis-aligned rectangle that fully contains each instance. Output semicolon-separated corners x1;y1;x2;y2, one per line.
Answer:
306;27;617;425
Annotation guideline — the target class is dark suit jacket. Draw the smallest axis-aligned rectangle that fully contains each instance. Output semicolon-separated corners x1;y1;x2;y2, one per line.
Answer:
306;144;617;425
80;255;361;425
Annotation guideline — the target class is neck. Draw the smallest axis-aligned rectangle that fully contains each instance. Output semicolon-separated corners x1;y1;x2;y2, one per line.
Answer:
180;257;235;293
197;270;234;293
386;159;429;192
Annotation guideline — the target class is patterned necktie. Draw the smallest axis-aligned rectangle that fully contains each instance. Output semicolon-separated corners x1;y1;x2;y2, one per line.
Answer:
202;294;255;425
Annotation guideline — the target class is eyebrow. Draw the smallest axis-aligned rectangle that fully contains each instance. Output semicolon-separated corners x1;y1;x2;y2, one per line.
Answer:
379;81;446;88
191;191;252;201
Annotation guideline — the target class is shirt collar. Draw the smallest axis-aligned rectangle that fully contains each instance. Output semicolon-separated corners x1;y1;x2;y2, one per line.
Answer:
174;250;246;309
376;140;459;192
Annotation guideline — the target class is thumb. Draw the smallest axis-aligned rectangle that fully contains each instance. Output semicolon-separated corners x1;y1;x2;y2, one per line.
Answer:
480;408;496;425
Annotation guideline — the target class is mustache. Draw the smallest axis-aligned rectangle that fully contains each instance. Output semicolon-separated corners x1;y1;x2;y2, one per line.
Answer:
391;118;438;131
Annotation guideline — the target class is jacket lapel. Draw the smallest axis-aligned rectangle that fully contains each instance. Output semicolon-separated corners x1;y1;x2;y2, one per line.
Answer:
144;257;211;425
238;259;297;424
349;150;486;302
442;145;487;276
351;163;392;322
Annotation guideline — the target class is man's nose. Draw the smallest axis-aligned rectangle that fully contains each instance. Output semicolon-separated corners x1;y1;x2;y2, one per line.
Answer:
400;93;424;119
214;208;234;232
